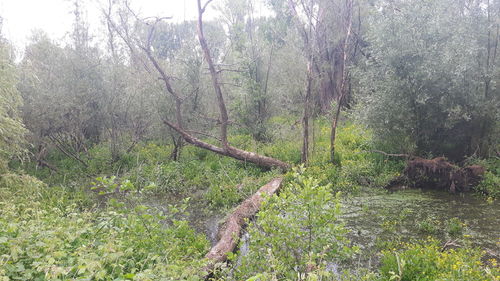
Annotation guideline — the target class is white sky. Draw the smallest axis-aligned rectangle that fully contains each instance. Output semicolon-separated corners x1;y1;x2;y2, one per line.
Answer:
0;0;206;51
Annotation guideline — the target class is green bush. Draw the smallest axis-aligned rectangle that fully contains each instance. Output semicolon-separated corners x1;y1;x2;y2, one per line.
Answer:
261;139;302;164
286;122;405;194
476;171;500;199
445;218;466;237
467;157;499;199
233;167;355;280
417;216;440;234
379;239;499;281
302;163;340;187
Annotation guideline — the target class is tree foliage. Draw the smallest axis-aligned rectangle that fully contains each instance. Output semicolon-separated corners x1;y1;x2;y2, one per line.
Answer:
0;40;26;170
354;0;500;160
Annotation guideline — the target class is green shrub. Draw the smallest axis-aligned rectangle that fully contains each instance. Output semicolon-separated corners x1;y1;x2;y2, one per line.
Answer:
261;140;302;164
303;121;404;192
379;239;499;281
233;167;355;279
134;142;172;164
476;171;500;199
417;216;440;234
446;218;466;237
302;163;340;187
465;157;499;199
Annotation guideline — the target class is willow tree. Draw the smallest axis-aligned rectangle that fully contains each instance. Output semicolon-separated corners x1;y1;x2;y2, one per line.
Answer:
355;0;500;160
0;40;27;171
274;0;357;163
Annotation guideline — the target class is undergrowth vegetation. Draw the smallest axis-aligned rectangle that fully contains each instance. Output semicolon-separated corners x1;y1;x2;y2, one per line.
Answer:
379;239;499;281
0;173;209;280
471;158;500;199
2;121;498;280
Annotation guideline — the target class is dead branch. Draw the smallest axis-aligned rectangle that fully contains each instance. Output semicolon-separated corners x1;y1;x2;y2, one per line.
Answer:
366;150;410;158
48;135;89;167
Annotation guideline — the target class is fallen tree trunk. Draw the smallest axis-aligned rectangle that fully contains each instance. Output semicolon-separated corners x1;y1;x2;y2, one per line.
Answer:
205;177;283;273
163;120;290;171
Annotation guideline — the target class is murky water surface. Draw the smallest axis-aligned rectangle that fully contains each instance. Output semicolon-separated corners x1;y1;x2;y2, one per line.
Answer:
342;188;500;266
142;188;499;270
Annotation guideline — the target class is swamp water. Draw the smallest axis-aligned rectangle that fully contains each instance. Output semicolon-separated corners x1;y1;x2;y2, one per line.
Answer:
342;188;499;267
233;188;499;271
143;188;499;270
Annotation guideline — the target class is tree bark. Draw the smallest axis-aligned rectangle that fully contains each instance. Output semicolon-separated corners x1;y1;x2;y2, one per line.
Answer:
330;0;354;163
302;60;313;163
197;0;229;147
163;120;290;170
205;177;283;272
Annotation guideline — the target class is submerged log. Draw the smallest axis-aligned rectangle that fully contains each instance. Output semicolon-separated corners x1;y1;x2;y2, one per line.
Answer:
205;177;283;272
387;157;485;193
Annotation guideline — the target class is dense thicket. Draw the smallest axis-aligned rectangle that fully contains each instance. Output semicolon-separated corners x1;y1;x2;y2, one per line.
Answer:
354;0;500;160
0;38;26;171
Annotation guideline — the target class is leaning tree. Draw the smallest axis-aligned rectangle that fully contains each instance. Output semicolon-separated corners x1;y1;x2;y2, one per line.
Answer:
105;0;290;170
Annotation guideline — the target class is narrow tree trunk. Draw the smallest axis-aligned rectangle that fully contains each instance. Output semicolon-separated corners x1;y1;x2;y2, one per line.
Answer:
302;60;313;164
330;99;342;163
330;0;353;163
286;0;316;164
170;135;183;161
197;0;229;147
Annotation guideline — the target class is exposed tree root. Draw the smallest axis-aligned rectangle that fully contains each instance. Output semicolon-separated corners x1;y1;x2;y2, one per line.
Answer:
205;177;283;274
386;157;485;193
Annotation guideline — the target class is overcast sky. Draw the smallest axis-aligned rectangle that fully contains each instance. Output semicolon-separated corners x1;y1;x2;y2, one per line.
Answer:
0;0;207;50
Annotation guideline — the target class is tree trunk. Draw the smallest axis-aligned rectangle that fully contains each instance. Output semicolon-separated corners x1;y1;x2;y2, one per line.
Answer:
302;60;313;164
163;120;290;170
170;135;183;161
205;177;283;272
197;0;229;147
330;99;342;163
330;0;354;163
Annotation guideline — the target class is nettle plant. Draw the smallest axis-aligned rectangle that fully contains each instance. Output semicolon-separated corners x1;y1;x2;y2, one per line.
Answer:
91;176;157;195
379;239;499;281
0;177;209;281
234;167;356;280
